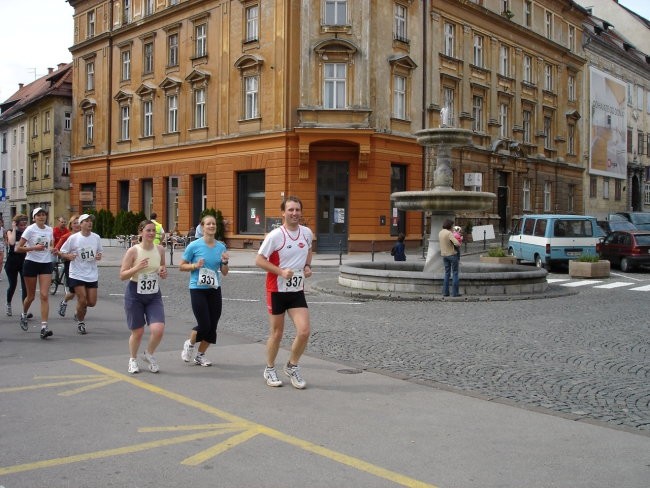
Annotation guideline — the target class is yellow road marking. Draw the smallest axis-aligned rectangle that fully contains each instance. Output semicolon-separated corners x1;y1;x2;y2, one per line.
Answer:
0;377;104;394
181;429;261;466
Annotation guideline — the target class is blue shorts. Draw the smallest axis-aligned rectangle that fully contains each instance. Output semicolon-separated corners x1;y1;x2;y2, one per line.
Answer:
23;260;53;277
124;281;165;330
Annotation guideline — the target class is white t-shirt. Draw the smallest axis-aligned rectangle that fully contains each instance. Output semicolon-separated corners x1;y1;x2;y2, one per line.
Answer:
21;223;54;263
258;225;312;292
61;232;104;282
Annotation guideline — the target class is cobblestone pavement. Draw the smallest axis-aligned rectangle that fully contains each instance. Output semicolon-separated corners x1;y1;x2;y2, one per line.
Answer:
99;266;650;434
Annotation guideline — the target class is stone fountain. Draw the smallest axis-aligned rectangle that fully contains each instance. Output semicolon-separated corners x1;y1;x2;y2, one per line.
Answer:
334;127;550;299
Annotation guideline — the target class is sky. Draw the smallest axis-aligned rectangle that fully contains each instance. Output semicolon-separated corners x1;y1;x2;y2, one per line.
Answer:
1;1;650;102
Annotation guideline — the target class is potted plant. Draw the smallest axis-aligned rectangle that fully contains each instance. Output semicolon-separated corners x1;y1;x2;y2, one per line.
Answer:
568;254;610;278
480;246;517;265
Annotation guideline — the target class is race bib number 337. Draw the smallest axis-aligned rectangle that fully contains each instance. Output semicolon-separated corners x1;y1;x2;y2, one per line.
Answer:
137;272;159;294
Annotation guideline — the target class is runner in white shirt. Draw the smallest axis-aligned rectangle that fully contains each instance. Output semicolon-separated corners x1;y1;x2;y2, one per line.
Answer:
60;214;103;334
256;196;313;389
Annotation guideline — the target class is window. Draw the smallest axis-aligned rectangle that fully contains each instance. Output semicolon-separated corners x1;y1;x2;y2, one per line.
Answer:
323;63;346;109
13;129;17;145
20;169;24;187
444;23;455;57
568;75;575;101
324;0;347;26
195;24;207;57
194;88;206;128
120;105;130;140
568;124;575;155
645;183;650;205
393;75;406;119
32;158;38;180
443;87;455;125
523;110;531;143
500;45;509;77
245;5;259;42
523;179;531;211
62;158;70;176
394;4;407;42
568;184;575;212
603;177;610;199
65;112;71;130
86;61;95;91
143;100;153;137
472;95;483;132
168;34;179;67
85;112;94;145
543;116;552;149
544;64;553;91
32;116;38;137
473;35;483;67
615;179;622;201
524;1;532;27
638;132;645;155
499;103;508;138
45;156;50;177
523;55;532;83
627;128;633;153
1;132;6;153
44;111;51;133
143;42;154;74
544;181;551;211
568;25;575;51
87;10;95;38
244;75;259;119
627;83;633;106
12;170;16;188
237;171;265;234
121;50;131;81
144;0;154;16
123;0;131;24
167;94;178;132
20;126;25;143
590;176;597;198
637;86;643;110
545;11;553;39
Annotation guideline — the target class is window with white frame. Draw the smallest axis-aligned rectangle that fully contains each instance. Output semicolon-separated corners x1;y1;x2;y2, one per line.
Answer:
167;94;178;132
12;170;16;188
499;103;509;138
13;129;16;145
524;1;532;27
32;116;38;137
244;75;259;119
1;132;5;153
502;0;510;13
65;112;71;130
144;0;154;16
544;181;552;211
143;100;153;137
245;5;259;42
444;23;455;57
500;45;510;77
568;25;575;51
44;111;51;133
523;55;532;83
568;124;575;154
87;10;95;38
123;0;131;24
627;83;633;106
645;183;650;205
472;95;483;132
62;157;70;176
568;75;575;101
120;105;130;140
603;177;610;199
443;87;455;125
194;88;206;128
393;75;406;119
394;3;407;42
168;33;179;67
32;158;38;180
121;50;131;81
323;63;346;109
523;109;531;143
143;42;154;74
20;126;24;143
324;0;347;26
545;11;553;39
45;156;50;177
195;24;207;57
544;64;553;91
637;86;643;110
523;179;531;211
473;34;483;67
20;169;24;187
568;184;575;212
543;115;552;149
86;61;95;91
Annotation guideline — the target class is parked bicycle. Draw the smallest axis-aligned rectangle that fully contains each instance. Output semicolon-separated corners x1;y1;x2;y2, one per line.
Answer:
50;259;66;295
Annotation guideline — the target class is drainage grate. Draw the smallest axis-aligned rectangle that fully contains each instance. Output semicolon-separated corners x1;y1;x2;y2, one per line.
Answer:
337;368;363;374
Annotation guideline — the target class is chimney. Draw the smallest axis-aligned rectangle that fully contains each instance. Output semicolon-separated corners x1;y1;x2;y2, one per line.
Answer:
58;63;66;70
19;83;24;89
48;67;54;74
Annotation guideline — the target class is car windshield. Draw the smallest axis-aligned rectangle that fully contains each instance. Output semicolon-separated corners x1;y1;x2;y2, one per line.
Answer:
634;234;650;245
630;214;650;225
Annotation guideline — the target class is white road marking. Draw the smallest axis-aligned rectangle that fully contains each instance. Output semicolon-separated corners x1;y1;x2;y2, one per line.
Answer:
561;280;603;287
593;282;633;289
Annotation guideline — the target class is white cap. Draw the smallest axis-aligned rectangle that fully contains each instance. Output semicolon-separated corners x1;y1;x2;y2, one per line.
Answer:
32;207;47;218
79;213;93;223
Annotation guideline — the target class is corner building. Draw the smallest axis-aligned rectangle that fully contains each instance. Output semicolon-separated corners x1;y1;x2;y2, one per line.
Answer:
68;0;424;251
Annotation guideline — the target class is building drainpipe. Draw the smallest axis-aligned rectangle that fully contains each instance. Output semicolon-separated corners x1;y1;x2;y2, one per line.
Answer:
105;0;114;211
421;0;429;241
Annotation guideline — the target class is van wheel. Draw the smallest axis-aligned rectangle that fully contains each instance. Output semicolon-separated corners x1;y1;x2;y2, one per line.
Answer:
620;257;632;273
534;254;545;269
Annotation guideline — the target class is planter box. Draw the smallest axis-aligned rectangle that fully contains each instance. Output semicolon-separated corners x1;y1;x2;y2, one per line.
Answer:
568;260;610;278
479;255;517;265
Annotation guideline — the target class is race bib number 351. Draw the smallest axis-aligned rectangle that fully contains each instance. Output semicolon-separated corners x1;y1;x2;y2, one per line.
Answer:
137;272;159;294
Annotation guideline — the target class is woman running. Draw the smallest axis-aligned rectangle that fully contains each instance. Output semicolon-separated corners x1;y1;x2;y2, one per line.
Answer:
5;214;29;317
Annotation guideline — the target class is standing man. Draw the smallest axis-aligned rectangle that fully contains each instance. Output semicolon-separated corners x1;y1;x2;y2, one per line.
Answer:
53;216;68;248
150;212;165;246
439;219;461;297
59;214;103;334
255;196;313;389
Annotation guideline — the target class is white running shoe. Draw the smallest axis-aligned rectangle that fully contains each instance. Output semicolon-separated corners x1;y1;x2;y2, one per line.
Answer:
128;358;140;374
143;350;159;373
194;353;212;367
283;363;306;389
181;340;195;362
263;367;283;387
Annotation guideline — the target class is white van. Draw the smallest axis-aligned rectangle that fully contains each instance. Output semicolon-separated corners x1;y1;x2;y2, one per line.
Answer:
507;214;603;269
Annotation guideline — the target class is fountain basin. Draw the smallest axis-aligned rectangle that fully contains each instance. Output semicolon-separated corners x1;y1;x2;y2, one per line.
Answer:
338;262;549;298
392;190;496;211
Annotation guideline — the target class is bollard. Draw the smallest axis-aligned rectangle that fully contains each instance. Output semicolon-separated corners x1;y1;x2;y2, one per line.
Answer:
338;240;343;265
371;240;375;262
169;240;174;266
483;229;487;250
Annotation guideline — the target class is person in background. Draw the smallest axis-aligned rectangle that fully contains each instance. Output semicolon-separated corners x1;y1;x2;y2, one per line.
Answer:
453;226;464;260
16;207;58;338
256;196;313;389
56;215;81;318
0;218;5;280
59;214;103;335
119;220;168;374
150;212;166;246
391;232;406;261
5;214;29;317
179;214;229;367
439;219;461;298
53;216;68;248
